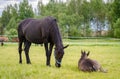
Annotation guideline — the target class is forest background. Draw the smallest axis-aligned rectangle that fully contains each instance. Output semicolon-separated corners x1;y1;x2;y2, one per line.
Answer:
0;0;120;38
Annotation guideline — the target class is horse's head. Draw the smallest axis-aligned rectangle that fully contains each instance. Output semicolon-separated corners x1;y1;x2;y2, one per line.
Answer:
81;50;90;59
54;45;69;68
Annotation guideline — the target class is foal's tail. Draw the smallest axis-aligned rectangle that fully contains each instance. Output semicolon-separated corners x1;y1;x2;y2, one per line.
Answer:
100;67;108;73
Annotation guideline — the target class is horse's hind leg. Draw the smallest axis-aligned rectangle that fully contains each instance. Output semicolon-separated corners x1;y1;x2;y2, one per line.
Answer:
18;41;23;64
1;42;4;46
24;41;31;64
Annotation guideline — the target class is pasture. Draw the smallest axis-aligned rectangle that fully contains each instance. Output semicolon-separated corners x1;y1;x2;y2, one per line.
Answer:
0;38;120;79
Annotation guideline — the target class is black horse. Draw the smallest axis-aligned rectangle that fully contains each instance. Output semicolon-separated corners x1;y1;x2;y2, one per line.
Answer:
18;16;69;67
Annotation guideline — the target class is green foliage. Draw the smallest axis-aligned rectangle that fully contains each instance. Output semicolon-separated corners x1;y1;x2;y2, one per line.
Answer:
108;0;120;37
1;6;12;28
112;0;120;22
18;0;34;20
0;20;3;34
113;18;120;38
5;17;17;35
0;0;34;35
6;17;17;30
0;0;120;38
8;29;17;35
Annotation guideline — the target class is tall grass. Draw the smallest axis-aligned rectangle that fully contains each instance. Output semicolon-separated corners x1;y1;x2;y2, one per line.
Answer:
0;42;120;79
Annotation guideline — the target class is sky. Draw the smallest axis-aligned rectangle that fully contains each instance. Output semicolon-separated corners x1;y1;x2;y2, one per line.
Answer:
0;0;107;16
0;0;51;16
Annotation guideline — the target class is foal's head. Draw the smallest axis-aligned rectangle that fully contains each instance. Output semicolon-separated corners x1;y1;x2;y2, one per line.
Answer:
80;50;90;60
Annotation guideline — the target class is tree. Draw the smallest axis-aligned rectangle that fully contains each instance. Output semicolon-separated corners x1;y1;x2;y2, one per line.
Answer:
0;0;34;35
113;18;120;38
5;17;17;35
90;0;107;36
109;0;120;37
78;0;92;36
67;0;92;37
0;18;3;34
112;0;120;22
0;4;19;35
10;4;19;21
1;6;11;27
37;0;43;15
0;5;12;34
18;0;34;20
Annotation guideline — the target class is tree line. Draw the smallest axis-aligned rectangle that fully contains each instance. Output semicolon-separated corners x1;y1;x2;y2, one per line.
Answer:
0;0;120;38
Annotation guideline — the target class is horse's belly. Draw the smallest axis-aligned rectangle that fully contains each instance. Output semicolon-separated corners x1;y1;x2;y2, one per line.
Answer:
25;32;43;44
27;37;43;44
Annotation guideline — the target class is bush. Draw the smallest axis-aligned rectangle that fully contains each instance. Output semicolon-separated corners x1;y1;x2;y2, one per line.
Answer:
114;18;120;38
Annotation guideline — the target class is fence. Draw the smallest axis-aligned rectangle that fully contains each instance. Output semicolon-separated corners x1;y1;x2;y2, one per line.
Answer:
0;35;120;46
0;35;18;43
0;35;111;42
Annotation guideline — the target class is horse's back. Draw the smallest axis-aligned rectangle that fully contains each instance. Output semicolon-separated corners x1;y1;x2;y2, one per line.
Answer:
18;16;57;44
18;16;56;33
18;18;34;36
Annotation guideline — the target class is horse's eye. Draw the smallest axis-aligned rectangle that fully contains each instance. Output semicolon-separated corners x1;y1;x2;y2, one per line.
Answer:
58;53;64;59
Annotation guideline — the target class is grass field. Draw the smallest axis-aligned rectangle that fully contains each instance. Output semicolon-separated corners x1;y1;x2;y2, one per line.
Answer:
0;39;120;79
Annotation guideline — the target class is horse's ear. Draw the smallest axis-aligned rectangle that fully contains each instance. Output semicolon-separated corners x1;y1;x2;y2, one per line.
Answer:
63;45;69;49
87;51;90;56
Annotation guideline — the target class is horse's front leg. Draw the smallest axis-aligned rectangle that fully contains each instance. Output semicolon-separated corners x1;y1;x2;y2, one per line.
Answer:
24;41;31;64
48;43;54;66
44;43;49;66
44;43;53;66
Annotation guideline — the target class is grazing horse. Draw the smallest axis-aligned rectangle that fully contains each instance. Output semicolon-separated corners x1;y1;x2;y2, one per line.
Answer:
78;50;107;72
17;16;69;67
0;36;8;46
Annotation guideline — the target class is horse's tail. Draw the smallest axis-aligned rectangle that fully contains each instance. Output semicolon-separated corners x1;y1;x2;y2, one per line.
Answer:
99;67;108;73
18;21;23;37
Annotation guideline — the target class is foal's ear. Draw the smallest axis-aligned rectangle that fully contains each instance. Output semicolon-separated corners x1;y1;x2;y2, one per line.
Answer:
87;51;90;56
63;45;69;49
81;50;84;54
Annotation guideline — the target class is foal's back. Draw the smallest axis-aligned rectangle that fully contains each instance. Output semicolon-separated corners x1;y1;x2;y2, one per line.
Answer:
78;57;100;72
78;51;107;72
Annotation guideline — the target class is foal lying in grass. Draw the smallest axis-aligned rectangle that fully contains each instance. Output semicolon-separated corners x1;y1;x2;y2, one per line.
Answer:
78;51;107;73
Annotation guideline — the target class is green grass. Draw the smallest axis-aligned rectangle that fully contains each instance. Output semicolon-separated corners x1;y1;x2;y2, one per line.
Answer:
0;39;120;79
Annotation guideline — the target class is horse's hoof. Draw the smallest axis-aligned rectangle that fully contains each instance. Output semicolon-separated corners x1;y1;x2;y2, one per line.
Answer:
19;61;22;64
27;62;31;64
47;65;51;67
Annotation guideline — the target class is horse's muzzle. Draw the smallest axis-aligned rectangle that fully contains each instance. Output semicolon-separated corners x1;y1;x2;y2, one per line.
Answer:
55;62;61;68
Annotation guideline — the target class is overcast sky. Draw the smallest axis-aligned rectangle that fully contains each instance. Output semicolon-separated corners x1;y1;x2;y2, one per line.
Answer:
0;0;107;16
0;0;51;16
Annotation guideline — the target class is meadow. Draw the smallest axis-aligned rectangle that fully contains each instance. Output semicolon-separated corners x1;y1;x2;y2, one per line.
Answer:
0;38;120;79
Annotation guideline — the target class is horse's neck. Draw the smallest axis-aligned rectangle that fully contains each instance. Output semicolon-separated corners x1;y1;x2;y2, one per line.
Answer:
54;32;63;49
55;37;63;49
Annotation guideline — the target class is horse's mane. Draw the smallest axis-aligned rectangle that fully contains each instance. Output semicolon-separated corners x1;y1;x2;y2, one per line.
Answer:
47;17;63;48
